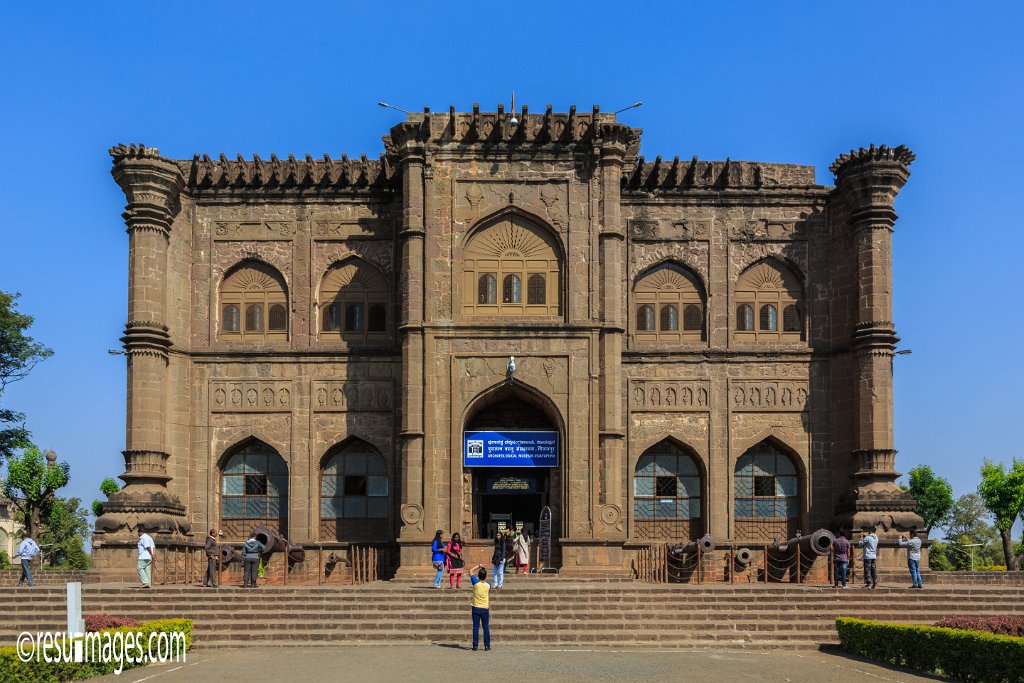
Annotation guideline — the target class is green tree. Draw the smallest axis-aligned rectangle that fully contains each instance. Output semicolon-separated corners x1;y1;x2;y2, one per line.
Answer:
0;291;53;462
37;497;90;568
977;458;1024;570
927;540;953;571
942;493;999;570
905;465;954;534
2;444;70;537
91;477;120;517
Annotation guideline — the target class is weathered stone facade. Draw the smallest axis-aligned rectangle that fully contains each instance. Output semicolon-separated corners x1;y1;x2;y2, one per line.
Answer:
92;106;923;576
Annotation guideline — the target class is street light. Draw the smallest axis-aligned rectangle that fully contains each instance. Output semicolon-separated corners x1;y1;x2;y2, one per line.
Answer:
377;102;410;115
613;102;643;115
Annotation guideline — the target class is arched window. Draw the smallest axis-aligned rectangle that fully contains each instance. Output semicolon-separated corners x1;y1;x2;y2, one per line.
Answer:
683;304;703;332
634;440;703;541
736;304;754;332
220;263;289;341
735;260;805;343
527;274;546;305
220;440;288;539
783;304;802;333
319;260;389;344
636;304;655;331
478;274;497;304
660;305;678;331
320;440;389;542
734;440;800;543
462;213;561;317
502;274;522;304
634;263;706;343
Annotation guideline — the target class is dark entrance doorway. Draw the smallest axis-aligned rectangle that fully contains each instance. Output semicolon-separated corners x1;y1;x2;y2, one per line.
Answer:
464;392;560;542
473;469;547;538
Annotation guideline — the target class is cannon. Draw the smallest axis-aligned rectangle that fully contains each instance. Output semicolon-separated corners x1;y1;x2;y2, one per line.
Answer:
734;547;755;566
327;552;342;565
218;544;241;567
769;529;835;558
252;526;306;563
668;533;715;558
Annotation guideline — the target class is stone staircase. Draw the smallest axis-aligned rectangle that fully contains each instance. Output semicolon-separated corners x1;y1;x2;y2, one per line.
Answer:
2;576;1022;650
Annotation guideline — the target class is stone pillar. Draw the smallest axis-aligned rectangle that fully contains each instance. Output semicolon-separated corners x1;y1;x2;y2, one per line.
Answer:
390;123;428;547
594;123;631;539
829;145;924;554
93;145;190;572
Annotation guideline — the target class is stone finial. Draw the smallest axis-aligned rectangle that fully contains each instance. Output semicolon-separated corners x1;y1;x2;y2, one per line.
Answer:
45;449;57;466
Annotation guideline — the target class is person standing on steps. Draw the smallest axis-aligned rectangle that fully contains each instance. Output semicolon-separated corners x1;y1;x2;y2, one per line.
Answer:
491;531;506;589
899;527;923;589
858;526;879;589
14;534;40;587
241;531;265;589
137;528;156;589
430;529;446;589
446;532;465;589
203;529;219;588
469;564;491;651
514;528;530;574
832;531;851;588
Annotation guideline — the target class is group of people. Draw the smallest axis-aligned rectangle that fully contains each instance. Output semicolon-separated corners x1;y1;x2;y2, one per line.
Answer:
831;526;924;589
430;527;530;590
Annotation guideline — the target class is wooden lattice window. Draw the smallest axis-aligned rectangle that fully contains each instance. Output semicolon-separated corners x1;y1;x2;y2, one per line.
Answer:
634;263;705;343
320;440;389;542
319;260;389;345
462;214;561;317
221;440;288;539
734;260;805;343
220;263;288;341
634;440;703;541
734;440;800;543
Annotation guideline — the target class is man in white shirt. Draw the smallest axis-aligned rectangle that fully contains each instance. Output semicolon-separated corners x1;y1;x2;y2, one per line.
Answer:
137;528;156;588
14;535;41;587
857;526;879;589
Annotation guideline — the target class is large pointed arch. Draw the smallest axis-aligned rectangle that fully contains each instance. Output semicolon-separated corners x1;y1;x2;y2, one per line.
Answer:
319;436;391;542
733;436;803;543
218;437;289;540
460;208;563;318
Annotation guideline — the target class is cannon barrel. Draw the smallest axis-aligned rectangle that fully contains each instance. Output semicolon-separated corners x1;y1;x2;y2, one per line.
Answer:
218;544;241;566
770;529;835;557
287;544;306;563
251;526;306;562
327;552;341;565
668;533;715;557
734;547;754;566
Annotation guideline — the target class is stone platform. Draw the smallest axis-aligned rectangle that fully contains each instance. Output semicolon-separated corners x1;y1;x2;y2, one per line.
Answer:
3;575;1023;651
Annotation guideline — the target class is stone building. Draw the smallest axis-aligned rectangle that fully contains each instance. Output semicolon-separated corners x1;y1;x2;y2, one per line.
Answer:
92;105;924;576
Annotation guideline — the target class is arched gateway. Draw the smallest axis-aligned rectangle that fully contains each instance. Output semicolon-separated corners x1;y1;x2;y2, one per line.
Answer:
462;383;563;555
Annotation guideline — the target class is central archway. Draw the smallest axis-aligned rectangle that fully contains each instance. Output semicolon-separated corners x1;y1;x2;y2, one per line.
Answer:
461;382;563;552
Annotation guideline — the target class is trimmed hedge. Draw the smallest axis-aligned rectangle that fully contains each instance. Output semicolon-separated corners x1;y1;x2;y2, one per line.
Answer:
836;617;1024;683
934;615;1024;638
0;618;191;682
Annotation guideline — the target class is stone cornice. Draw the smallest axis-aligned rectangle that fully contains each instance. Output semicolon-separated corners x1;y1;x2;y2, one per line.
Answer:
120;321;172;358
185;152;394;193
621;155;820;195
830;144;914;209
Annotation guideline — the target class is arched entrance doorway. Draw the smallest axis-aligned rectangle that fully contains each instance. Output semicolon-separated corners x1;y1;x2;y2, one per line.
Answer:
463;385;562;543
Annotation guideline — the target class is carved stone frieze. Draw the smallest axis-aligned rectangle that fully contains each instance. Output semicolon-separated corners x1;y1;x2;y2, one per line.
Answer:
629;218;710;242
313;219;394;240
731;218;808;241
630;380;709;411
730;380;808;411
210;381;293;412
313;380;393;412
213;220;295;241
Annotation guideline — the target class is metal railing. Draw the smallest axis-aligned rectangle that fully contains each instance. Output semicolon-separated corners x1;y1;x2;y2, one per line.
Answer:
633;544;833;585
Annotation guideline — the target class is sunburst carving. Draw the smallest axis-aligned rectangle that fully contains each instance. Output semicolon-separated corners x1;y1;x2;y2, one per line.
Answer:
224;266;282;292
322;261;386;293
740;264;786;290
466;219;556;259
636;265;700;293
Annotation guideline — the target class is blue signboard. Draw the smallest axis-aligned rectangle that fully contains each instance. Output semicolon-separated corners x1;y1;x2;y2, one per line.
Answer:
463;430;559;468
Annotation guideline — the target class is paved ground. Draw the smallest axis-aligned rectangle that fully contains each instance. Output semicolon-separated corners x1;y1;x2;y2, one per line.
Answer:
96;645;940;682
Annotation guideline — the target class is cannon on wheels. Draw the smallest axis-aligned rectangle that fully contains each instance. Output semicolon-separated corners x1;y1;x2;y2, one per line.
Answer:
767;529;835;582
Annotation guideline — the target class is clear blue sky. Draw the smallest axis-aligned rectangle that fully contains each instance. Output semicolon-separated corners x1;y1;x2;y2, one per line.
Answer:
1;3;1021;534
